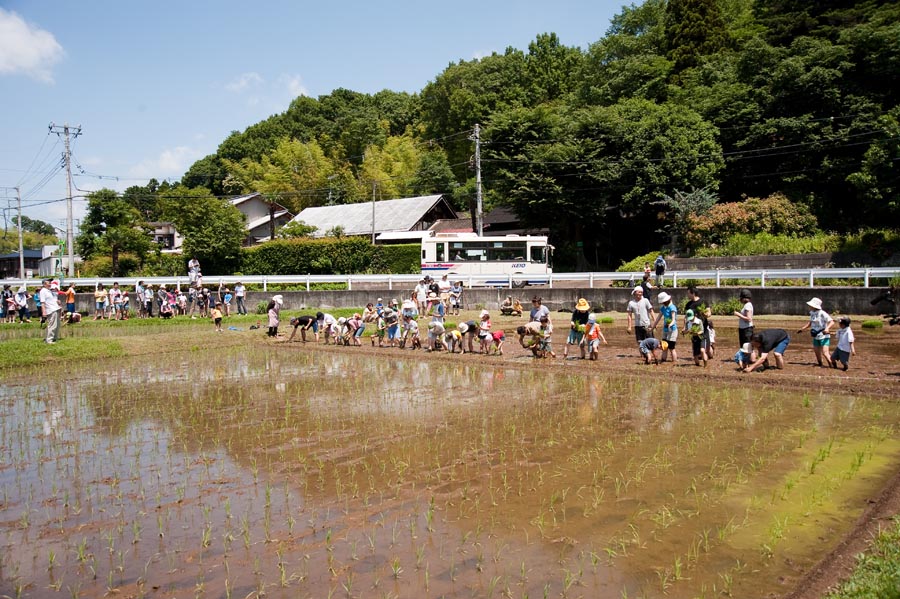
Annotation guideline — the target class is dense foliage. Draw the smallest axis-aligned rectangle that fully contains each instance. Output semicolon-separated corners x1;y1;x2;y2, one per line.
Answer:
165;0;898;270
241;239;420;275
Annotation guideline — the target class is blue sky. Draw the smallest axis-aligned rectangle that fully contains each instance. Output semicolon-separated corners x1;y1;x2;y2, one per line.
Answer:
1;1;622;230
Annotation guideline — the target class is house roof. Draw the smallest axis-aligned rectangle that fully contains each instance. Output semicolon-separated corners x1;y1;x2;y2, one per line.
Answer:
230;192;289;213
429;218;473;233
291;195;455;237
0;249;43;260
246;210;291;232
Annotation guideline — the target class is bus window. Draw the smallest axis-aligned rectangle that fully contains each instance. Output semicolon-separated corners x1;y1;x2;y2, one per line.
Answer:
530;246;546;263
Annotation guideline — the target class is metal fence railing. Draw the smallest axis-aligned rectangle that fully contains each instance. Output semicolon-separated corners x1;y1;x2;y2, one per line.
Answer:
7;267;899;291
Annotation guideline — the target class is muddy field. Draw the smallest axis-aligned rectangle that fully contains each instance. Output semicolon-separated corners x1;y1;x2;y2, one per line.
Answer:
0;312;898;598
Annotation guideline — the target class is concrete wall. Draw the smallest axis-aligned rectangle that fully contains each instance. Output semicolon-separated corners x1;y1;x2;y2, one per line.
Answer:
66;286;891;316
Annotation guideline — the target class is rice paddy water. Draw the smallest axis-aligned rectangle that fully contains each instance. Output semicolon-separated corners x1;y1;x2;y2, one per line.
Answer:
1;347;899;598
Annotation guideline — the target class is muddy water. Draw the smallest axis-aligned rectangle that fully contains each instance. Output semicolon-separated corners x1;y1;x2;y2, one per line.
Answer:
1;349;899;598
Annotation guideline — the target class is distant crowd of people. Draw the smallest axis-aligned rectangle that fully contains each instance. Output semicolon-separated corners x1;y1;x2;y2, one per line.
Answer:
9;255;859;372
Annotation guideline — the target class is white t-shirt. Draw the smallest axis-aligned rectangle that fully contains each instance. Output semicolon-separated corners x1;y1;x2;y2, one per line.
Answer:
627;298;653;328
809;309;833;332
739;301;754;329
39;287;60;313
234;284;245;297
836;327;855;352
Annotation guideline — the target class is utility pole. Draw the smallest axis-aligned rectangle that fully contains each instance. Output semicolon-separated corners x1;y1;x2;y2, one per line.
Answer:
471;123;483;236
371;180;377;244
49;122;81;277
16;187;24;279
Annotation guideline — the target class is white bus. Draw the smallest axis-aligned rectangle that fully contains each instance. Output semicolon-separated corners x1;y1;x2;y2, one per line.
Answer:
421;233;552;285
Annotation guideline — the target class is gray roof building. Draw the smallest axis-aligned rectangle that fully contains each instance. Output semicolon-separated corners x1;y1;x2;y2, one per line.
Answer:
290;194;457;240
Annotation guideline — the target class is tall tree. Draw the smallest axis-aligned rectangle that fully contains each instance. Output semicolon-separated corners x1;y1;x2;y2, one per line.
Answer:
76;189;151;276
12;215;55;236
159;186;246;274
664;0;729;75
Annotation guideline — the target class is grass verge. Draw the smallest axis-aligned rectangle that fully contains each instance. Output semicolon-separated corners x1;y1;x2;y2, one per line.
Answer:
826;516;900;599
0;337;126;369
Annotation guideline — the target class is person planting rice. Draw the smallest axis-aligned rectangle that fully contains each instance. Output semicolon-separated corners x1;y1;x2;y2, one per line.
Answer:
685;309;709;367
744;329;791;373
652;292;678;363
831;317;856;371
287;315;318;342
564;298;591;359
734;342;754;370
458;321;477;353
517;320;545;358
639;337;665;365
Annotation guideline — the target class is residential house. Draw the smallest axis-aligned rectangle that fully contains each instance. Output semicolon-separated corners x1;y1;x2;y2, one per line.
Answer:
290;194;457;242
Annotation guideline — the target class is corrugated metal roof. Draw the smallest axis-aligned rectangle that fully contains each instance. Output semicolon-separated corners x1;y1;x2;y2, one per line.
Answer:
291;195;451;237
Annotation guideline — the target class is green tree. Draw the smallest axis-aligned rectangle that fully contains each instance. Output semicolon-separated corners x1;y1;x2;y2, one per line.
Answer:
12;215;55;236
223;138;352;212
76;189;151;276
664;0;729;75
159;186;246;274
486;99;723;267
276;220;318;239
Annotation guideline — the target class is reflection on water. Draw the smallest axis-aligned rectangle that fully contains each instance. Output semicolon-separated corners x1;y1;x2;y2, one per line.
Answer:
1;348;899;598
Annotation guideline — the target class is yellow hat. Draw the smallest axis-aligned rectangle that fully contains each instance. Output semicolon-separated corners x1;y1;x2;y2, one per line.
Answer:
575;298;590;312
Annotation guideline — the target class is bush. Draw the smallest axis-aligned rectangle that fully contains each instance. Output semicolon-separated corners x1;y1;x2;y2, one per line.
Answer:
371;244;421;274
694;232;839;257
139;253;186;276
710;298;742;316
242;237;375;275
256;301;269;315
861;319;883;329
79;254;141;277
684;193;818;250
616;250;663;273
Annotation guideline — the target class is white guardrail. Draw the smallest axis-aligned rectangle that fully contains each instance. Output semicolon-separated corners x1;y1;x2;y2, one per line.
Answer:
8;267;900;291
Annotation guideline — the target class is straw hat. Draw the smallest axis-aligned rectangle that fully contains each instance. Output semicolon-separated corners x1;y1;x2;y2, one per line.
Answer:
657;292;671;303
806;297;823;310
575;298;590;312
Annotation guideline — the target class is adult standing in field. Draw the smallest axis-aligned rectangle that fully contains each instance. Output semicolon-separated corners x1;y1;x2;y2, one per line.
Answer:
144;284;154;318
414;278;429;315
652;292;678;363
135;281;145;318
626;286;655;347
39;279;61;344
796;297;835;368
234;281;247;315
14;286;31;323
744;329;791;372
157;284;169;317
684;285;709;356
734;288;754;347
564;298;591;359
188;257;200;285
438;274;452;308
654;254;667;287
529;296;551;324
93;284;108;320
266;295;283;337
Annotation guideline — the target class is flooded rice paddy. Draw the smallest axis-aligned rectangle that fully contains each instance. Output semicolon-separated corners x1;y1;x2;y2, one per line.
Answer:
1;348;899;598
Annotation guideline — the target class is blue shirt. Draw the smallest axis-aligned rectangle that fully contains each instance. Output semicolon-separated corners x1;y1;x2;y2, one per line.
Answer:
659;304;678;332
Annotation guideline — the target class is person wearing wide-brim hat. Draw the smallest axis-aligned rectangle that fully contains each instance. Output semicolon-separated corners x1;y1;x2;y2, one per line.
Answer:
651;291;678;363
564;297;592;359
796;296;835;367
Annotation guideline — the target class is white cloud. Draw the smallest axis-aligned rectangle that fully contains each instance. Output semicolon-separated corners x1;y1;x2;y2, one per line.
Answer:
278;74;308;98
0;9;64;83
129;146;204;181
225;71;263;92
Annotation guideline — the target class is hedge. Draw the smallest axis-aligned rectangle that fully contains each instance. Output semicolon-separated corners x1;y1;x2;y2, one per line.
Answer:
240;238;420;275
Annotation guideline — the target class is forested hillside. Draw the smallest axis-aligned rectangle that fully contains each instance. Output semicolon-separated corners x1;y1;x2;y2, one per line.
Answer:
175;0;898;268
